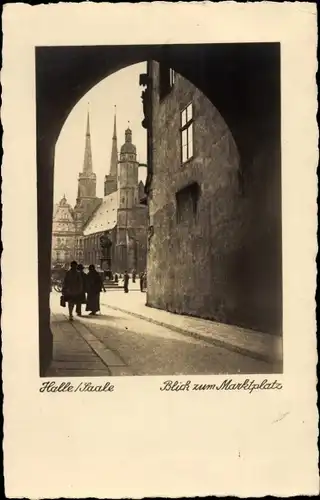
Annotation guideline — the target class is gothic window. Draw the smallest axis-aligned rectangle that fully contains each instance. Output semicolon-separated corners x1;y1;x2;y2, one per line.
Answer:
181;103;194;164
56;251;60;260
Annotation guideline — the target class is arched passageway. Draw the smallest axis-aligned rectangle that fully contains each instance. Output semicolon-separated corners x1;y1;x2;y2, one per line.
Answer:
36;43;281;375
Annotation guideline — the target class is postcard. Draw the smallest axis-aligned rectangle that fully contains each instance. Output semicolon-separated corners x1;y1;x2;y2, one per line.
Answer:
2;2;318;497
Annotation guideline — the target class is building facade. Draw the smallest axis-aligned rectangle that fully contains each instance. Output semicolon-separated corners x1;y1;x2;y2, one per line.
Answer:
141;61;282;335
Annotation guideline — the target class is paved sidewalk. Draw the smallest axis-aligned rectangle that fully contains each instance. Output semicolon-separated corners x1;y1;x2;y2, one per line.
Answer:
47;297;132;376
101;291;282;368
47;312;110;376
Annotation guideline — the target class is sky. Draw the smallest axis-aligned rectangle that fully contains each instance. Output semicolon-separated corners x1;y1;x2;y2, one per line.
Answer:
54;62;147;206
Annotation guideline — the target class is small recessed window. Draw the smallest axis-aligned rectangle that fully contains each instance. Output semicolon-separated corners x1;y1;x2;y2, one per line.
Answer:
176;183;200;224
181;103;194;164
159;63;175;100
169;69;175;86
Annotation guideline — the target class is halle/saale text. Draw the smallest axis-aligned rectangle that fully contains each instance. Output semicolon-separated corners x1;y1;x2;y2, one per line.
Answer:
39;381;114;393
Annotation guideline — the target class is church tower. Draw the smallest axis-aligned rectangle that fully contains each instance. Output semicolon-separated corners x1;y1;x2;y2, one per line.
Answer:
74;109;99;231
116;125;140;271
104;107;118;196
118;125;139;209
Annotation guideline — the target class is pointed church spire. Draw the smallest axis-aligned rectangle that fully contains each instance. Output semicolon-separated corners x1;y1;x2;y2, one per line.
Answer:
113;105;117;139
109;105;118;177
83;107;93;174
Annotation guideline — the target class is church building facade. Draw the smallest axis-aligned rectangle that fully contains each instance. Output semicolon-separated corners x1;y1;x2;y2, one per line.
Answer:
52;108;148;274
82;117;148;274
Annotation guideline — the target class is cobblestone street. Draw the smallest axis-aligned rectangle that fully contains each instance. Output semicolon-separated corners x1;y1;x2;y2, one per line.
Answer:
47;291;281;376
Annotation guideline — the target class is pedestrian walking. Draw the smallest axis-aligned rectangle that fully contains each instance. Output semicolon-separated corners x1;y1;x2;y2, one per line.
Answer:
143;270;147;290
86;264;105;315
132;269;136;283
62;260;83;321
123;270;129;293
139;271;144;292
76;264;87;317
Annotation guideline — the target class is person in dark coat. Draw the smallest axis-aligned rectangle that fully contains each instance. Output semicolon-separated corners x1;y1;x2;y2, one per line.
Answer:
123;271;129;293
76;264;87;316
62;261;83;321
143;271;147;290
132;269;136;283
86;264;105;315
139;271;144;292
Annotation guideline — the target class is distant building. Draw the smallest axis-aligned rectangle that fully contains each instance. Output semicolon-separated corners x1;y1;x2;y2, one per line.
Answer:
51;195;78;265
52;108;148;273
140;61;281;334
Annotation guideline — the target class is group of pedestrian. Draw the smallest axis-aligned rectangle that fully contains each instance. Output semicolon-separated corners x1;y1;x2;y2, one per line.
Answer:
118;270;146;293
61;261;105;321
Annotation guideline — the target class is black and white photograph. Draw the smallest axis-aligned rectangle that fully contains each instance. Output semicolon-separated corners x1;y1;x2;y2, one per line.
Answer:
37;42;283;377
3;3;318;498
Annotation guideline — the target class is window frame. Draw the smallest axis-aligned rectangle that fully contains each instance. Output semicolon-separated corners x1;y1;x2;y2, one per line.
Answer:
180;102;194;165
169;68;175;87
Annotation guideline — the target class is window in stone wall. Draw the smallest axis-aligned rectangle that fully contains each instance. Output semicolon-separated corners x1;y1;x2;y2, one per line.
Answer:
169;68;175;86
175;182;200;224
159;63;175;100
181;103;194;164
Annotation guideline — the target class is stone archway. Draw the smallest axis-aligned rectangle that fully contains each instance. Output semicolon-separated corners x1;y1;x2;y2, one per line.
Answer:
37;43;281;374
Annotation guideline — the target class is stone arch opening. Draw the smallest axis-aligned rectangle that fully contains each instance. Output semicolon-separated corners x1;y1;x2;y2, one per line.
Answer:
52;62;148;270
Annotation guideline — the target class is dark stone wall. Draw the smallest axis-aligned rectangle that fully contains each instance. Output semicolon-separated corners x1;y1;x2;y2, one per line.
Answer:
147;62;282;335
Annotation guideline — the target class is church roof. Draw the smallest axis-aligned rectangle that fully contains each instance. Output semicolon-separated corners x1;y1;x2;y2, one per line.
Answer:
83;192;118;236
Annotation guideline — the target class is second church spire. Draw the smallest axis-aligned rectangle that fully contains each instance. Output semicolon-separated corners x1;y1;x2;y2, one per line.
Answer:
83;109;93;174
104;105;118;196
